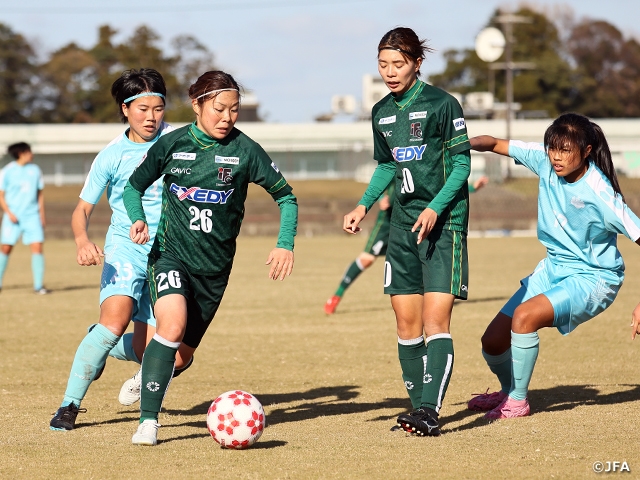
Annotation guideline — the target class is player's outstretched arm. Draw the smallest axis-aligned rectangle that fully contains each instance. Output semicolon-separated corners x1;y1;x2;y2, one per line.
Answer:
343;205;367;234
470;135;510;156
266;248;294;281
71;199;104;266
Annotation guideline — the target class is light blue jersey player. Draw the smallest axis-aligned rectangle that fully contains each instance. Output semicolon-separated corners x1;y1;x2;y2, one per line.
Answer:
466;113;640;421
0;142;47;294
50;69;192;432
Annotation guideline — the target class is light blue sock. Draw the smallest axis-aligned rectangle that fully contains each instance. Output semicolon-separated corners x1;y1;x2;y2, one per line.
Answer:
31;253;44;290
482;348;512;393
109;333;141;364
0;252;8;288
509;331;539;401
61;324;119;407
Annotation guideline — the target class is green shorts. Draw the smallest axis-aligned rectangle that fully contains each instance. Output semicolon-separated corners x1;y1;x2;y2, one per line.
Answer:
364;211;391;256
148;250;230;349
383;225;468;299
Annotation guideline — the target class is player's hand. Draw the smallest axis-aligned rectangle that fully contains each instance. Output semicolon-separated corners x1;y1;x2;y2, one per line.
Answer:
266;247;294;281
343;205;367;234
129;220;149;245
379;195;391;211
474;175;489;191
7;212;18;224
631;302;640;340
412;208;438;244
76;239;104;266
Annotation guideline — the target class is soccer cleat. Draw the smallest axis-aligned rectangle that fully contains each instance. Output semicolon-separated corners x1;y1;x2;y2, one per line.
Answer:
324;295;341;315
119;368;142;406
467;390;508;411
50;403;86;431
132;419;160;446
396;408;441;437
484;396;530;420
34;288;50;295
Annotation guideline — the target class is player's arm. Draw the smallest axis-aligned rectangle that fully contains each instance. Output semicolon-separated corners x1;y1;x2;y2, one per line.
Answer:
37;189;45;228
0;190;17;223
470;136;510;156
71;199;104;266
344;161;395;234
632;299;640;340
265;192;298;281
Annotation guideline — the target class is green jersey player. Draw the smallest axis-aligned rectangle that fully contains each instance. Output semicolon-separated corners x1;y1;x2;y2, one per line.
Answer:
123;70;298;446
344;27;472;436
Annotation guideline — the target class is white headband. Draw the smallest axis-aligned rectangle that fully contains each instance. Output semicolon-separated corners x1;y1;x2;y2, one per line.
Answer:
195;88;239;100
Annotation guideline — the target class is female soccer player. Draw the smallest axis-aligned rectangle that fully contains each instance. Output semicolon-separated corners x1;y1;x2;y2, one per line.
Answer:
467;113;640;419
123;70;298;446
343;27;472;436
50;69;191;431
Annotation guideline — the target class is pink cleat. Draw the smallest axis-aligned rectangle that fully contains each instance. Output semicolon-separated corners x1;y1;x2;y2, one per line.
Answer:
324;295;341;315
484;396;530;420
467;390;508;411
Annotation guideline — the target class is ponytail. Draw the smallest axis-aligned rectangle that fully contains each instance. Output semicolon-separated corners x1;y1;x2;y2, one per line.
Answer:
590;122;624;201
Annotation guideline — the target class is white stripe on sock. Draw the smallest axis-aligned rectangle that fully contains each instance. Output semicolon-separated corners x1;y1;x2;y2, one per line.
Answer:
425;333;452;344
152;333;180;349
398;336;425;346
435;353;453;413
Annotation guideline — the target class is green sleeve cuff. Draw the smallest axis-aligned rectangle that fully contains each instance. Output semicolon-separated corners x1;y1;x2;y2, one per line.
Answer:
468;184;476;193
275;193;298;250
427;151;471;215
123;181;147;224
357;162;396;212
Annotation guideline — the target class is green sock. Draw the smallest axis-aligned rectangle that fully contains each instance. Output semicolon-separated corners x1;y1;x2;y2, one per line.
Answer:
140;335;178;422
510;331;539;401
482;348;512;393
420;334;454;414
398;337;427;409
335;260;364;297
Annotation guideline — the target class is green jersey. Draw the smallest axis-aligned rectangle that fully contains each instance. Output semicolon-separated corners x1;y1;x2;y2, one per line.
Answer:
372;80;471;232
128;123;293;275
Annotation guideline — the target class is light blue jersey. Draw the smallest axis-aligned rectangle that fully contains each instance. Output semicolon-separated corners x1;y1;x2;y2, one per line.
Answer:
501;141;640;334
0;161;43;218
80;123;172;250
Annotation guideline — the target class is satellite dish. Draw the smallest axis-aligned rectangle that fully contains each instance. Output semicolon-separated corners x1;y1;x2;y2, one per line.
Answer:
475;27;505;62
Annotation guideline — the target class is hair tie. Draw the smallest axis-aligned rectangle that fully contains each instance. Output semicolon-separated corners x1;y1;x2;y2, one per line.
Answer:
123;92;165;104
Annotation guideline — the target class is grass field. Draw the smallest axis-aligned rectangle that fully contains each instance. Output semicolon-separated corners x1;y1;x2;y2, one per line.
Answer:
2;234;640;479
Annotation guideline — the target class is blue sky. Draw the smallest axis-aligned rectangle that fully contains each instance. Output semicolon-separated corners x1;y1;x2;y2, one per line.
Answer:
2;0;638;122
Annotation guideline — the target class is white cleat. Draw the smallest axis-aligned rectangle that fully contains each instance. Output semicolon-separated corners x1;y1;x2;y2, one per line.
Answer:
119;368;142;406
132;419;160;446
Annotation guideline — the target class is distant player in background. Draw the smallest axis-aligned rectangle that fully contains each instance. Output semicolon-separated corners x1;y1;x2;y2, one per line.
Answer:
343;27;472;437
468;113;640;420
123;70;297;446
0;142;48;294
50;69;192;432
325;176;488;314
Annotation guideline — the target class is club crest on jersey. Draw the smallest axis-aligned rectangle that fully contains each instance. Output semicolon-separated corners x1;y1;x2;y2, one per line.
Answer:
378;115;396;125
409;111;427;119
392;145;426;162
452;118;466;131
172;152;196;160
217;167;233;184
410;122;423;141
215;155;239;165
169;183;234;204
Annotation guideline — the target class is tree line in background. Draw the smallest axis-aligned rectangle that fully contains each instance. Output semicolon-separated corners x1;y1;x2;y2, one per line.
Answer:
429;5;640;118
0;23;215;123
1;4;639;124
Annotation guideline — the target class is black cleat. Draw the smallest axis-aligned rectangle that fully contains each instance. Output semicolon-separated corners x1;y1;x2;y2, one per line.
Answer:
50;403;86;431
396;408;441;437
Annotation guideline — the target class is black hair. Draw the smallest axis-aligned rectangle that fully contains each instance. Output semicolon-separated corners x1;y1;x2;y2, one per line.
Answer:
378;27;433;77
544;113;623;200
188;70;242;107
110;68;167;123
7;142;31;159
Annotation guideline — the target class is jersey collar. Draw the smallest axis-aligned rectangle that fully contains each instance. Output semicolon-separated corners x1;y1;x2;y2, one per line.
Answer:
188;122;220;150
392;80;424;111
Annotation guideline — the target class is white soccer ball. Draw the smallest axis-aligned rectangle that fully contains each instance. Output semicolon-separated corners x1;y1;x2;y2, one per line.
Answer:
207;390;265;449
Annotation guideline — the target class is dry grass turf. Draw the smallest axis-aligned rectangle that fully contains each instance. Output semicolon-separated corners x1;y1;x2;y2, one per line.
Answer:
1;235;640;479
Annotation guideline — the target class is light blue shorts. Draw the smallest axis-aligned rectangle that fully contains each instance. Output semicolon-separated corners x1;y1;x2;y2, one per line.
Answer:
500;258;622;335
100;243;155;326
1;214;44;245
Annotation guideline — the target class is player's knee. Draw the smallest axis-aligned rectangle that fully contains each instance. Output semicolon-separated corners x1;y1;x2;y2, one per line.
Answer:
511;305;539;333
358;253;375;269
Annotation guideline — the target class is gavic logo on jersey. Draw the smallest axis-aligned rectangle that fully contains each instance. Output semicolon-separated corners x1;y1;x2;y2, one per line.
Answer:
392;145;427;162
169;183;234;204
378;115;396;125
170;167;191;174
452;118;466;131
172;152;196;160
